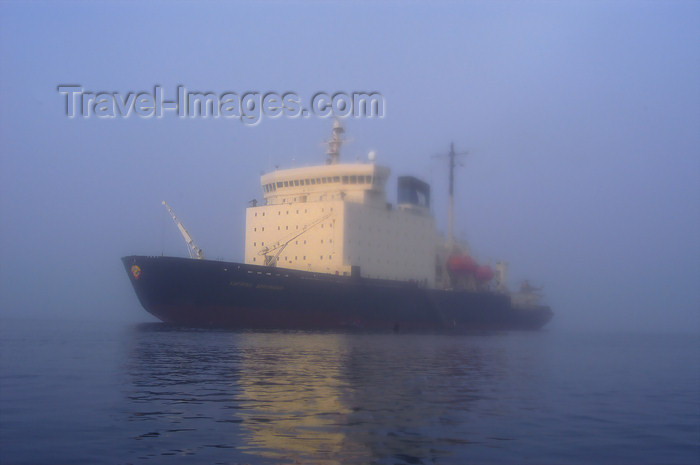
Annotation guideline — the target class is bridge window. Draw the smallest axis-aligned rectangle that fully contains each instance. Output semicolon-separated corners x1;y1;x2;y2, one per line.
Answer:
333;176;340;182
277;182;282;188
342;176;348;184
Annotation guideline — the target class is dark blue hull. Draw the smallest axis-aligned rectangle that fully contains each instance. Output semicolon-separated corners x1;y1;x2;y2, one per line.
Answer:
122;256;552;331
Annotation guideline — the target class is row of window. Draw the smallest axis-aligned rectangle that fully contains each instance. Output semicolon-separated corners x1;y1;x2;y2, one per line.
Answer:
251;255;334;262
252;223;332;232
252;237;332;246
263;175;374;193
253;207;334;217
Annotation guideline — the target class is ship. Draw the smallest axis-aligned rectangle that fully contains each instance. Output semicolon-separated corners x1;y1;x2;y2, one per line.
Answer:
122;122;552;331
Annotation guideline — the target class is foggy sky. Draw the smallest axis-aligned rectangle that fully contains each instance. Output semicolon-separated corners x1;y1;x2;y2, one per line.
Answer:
0;1;698;332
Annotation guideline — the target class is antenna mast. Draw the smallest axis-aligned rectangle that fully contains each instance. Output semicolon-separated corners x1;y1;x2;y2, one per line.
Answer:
326;120;345;164
446;142;467;252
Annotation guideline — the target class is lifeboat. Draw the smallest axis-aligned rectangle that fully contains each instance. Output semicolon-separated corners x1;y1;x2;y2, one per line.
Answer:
446;254;477;275
475;264;494;281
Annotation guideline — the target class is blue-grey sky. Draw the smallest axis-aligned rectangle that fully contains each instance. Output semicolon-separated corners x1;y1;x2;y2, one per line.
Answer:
1;1;698;332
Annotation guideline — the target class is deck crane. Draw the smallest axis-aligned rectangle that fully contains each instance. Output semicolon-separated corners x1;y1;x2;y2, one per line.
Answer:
162;201;205;260
258;212;334;267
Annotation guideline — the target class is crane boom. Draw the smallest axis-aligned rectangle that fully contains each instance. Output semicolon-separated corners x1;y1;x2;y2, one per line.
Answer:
162;201;205;260
258;212;333;267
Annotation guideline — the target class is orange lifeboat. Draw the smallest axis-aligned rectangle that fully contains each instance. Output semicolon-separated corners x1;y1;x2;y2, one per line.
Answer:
475;264;494;281
446;254;477;275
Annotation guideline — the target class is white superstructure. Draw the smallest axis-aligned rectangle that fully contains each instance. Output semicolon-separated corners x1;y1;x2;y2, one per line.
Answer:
244;122;438;286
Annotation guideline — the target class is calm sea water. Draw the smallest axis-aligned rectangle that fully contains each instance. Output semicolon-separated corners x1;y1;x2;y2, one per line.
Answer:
0;318;698;465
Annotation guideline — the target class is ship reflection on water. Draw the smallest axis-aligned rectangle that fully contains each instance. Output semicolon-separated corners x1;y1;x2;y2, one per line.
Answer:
126;324;524;464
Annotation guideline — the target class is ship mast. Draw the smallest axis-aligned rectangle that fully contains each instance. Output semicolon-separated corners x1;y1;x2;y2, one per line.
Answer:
326;119;345;164
446;142;466;252
448;142;455;250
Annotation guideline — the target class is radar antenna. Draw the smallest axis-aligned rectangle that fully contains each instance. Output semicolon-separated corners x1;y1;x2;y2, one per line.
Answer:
325;119;345;165
162;201;205;260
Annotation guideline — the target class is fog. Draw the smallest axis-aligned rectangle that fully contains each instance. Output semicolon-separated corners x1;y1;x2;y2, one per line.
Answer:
1;1;698;332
